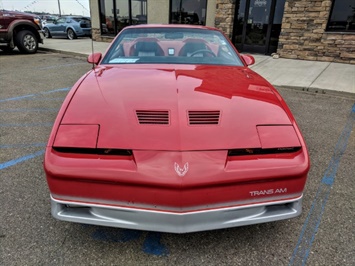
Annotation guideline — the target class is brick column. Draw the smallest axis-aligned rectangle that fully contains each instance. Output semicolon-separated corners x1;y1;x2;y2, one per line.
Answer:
215;0;236;39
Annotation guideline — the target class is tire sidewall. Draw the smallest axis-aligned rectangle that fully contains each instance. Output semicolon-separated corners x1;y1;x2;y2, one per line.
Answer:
44;28;51;38
67;28;76;40
15;30;38;54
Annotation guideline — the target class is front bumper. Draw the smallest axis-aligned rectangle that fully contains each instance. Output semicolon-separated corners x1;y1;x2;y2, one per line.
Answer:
76;28;91;37
51;195;302;233
38;30;44;43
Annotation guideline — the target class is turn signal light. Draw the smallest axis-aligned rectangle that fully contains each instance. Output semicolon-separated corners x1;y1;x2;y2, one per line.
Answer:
33;18;41;27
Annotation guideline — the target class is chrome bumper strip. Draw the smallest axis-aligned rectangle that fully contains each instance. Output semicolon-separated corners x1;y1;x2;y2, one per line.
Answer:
51;195;302;233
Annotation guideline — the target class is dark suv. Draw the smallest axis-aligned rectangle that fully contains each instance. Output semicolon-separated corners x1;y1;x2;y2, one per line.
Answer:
0;10;44;53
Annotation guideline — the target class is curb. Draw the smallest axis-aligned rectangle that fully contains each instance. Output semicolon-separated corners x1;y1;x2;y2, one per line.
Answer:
275;85;355;99
38;47;88;59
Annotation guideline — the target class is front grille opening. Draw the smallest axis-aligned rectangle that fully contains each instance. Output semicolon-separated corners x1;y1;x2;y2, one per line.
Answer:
228;147;301;156
136;110;169;125
188;110;220;125
53;147;132;156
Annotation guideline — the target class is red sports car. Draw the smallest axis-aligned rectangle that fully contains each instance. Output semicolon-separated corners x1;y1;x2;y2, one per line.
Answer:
44;25;310;233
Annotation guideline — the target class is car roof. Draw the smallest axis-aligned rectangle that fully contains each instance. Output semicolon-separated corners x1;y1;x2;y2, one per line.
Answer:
123;24;220;32
61;15;87;19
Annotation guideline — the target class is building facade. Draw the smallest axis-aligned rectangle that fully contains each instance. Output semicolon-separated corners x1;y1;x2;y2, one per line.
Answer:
90;0;355;64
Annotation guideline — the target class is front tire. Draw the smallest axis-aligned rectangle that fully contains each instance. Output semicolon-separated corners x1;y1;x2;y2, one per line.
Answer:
15;30;38;54
44;28;52;38
67;28;77;40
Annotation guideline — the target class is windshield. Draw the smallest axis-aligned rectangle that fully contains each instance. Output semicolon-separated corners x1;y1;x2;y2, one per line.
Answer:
101;27;243;66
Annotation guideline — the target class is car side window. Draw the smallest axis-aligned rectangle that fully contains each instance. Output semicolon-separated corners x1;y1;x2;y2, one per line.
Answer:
57;18;65;24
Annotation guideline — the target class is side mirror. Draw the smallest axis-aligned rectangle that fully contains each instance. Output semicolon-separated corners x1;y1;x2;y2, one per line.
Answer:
241;54;255;66
87;52;102;65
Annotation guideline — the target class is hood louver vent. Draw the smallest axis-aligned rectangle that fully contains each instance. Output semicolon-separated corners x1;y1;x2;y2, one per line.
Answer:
136;110;170;125
188;111;220;125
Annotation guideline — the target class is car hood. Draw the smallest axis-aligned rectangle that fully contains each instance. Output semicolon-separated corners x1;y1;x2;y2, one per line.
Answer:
60;64;293;150
3;10;38;18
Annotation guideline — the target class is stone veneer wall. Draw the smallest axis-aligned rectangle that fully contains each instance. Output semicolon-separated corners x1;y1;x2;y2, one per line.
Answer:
215;0;236;39
278;0;355;64
92;28;114;43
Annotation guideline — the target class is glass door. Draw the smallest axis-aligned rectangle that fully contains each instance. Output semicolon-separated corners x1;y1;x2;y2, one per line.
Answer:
268;0;286;53
244;0;272;53
233;0;285;54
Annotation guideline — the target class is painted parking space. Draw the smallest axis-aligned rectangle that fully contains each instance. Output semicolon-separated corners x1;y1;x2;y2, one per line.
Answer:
1;52;354;265
0;53;170;261
0;82;170;253
0;88;68;169
289;104;355;266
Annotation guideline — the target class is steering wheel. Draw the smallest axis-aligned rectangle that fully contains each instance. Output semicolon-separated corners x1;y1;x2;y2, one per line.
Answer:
188;49;216;57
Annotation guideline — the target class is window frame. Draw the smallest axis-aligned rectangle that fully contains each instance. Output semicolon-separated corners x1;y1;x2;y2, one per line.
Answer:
169;0;208;26
99;0;147;36
326;0;355;33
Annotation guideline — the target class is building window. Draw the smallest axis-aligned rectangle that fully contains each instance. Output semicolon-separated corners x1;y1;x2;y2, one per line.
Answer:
326;0;355;32
170;0;207;25
99;0;147;36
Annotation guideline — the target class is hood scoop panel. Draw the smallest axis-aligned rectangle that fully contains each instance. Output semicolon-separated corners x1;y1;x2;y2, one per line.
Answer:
188;111;220;125
136;110;170;125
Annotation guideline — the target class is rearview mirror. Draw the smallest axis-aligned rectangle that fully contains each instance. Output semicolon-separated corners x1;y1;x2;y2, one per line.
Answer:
241;54;255;66
87;52;102;65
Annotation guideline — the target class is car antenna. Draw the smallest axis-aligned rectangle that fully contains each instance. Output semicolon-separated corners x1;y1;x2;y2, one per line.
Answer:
91;36;95;69
89;5;95;70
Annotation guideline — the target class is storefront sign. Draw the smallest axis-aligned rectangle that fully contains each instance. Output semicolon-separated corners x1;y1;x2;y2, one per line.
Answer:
254;0;267;7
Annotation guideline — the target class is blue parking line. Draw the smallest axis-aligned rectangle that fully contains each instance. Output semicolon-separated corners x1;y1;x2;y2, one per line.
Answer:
0;150;45;170
19;97;65;101
89;226;168;256
91;228;142;243
41;88;70;94
0;123;53;127
289;103;355;266
0;63;85;75
0;108;58;112
0;143;46;148
0;88;69;102
143;232;169;256
0;94;35;103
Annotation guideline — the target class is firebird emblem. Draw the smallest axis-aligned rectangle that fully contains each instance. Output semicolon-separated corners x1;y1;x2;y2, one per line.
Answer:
174;162;189;177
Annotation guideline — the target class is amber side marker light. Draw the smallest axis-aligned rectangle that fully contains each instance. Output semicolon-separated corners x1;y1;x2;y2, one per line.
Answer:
34;18;41;27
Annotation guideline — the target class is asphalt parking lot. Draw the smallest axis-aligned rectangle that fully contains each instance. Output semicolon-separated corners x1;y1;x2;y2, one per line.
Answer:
0;51;354;266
